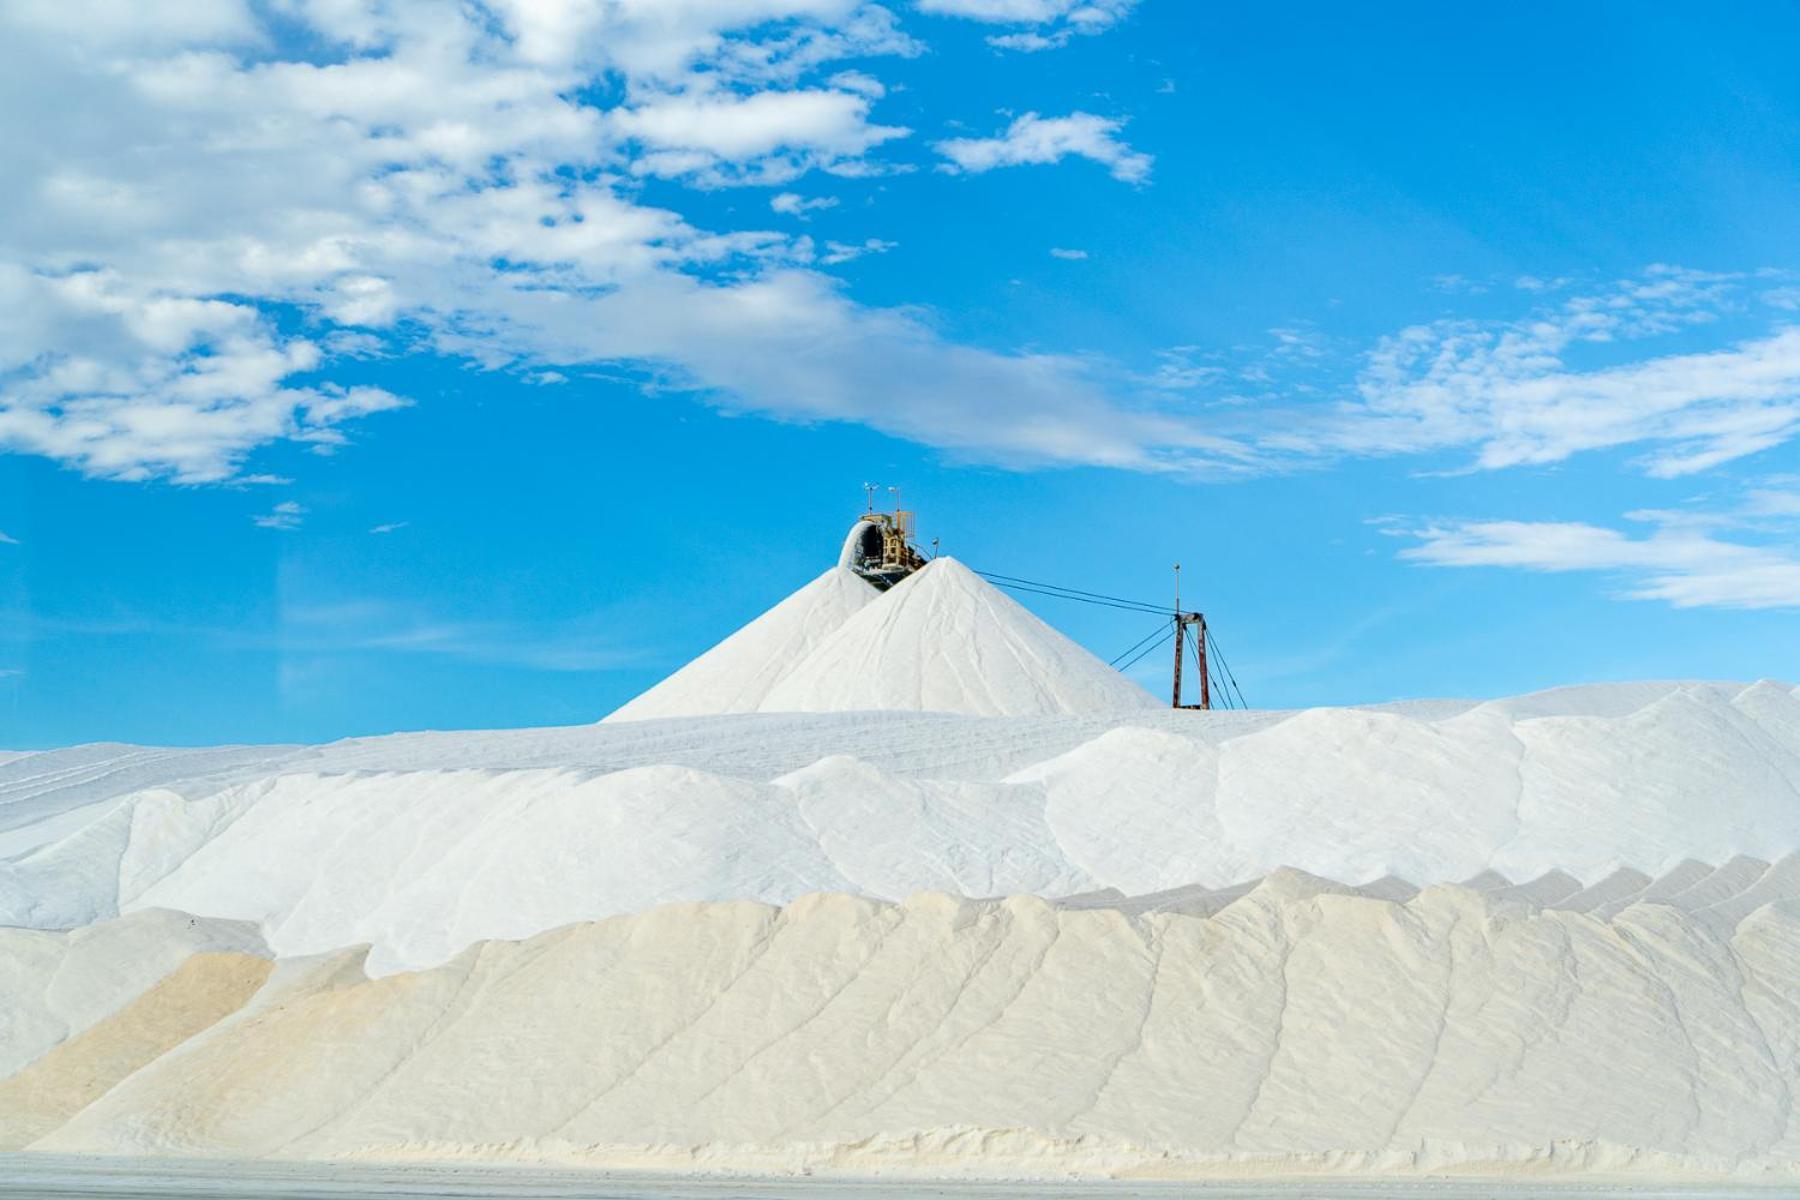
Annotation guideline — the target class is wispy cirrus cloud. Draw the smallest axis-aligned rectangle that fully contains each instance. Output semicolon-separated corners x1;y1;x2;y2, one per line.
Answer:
0;590;650;676
280;597;650;673
253;501;306;531
1391;479;1800;610
817;237;897;264
1263;268;1800;479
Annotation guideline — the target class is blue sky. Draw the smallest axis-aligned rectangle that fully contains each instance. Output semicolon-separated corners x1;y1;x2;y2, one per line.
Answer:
2;0;1798;746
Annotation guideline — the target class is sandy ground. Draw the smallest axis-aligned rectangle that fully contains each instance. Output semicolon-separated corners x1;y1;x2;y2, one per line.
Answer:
2;1156;1794;1198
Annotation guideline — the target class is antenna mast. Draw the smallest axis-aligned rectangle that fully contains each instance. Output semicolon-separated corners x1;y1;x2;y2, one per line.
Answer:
1172;565;1184;710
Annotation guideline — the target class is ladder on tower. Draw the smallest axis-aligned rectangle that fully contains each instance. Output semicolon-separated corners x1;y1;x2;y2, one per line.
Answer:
1171;563;1209;710
1171;611;1209;710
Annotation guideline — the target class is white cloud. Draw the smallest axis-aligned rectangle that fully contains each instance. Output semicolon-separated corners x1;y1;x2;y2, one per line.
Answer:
1049;247;1088;259
370;521;409;534
1269;268;1800;478
0;2;988;482
1431;273;1486;295
3;0;256;48
935;111;1152;182
986;30;1064;51
9;9;1794;496
771;192;842;218
0;265;410;482
1764;286;1800;311
1745;479;1800;518
0;530;17;545
254;500;307;531
1397;510;1800;610
1267;326;1325;359
443;0;918;83
921;0;1092;16
916;0;1138;49
819;238;897;264
611;88;909;183
431;265;1246;472
0;2;1255;484
1392;478;1800;609
826;69;886;97
1144;346;1222;392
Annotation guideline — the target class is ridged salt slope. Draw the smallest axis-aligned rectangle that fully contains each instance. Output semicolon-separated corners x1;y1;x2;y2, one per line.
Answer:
16;881;1800;1175
603;567;878;723
762;557;1162;717
5;681;1800;974
2;684;1760;833
0;743;301;858
0;909;267;1079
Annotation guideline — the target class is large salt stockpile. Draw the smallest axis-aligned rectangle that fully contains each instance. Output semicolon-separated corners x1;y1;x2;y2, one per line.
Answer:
5;540;1800;1179
763;557;1163;716
607;556;1160;720
7;682;1800;978
16;882;1800;1175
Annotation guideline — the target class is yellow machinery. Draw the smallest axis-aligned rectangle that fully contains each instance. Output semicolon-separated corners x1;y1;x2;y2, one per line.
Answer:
839;487;927;590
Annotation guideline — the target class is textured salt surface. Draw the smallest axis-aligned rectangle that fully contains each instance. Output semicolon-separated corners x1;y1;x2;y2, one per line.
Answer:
0;910;266;1079
4;681;1799;973
8;878;1800;1177
0;951;274;1149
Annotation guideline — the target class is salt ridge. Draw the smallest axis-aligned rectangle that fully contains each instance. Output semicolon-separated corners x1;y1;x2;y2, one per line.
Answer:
4;680;1800;973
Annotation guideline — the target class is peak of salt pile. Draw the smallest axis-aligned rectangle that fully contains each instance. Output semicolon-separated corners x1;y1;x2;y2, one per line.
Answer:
603;567;877;723
762;557;1161;717
606;555;1159;721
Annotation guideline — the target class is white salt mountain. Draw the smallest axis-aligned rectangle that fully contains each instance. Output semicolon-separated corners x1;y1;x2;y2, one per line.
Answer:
7;680;1800;1176
763;557;1162;717
607;556;1160;721
603;567;877;722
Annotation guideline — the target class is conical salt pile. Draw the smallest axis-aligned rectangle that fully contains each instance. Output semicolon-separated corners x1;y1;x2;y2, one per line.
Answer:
761;557;1161;717
606;557;1159;722
603;567;877;722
